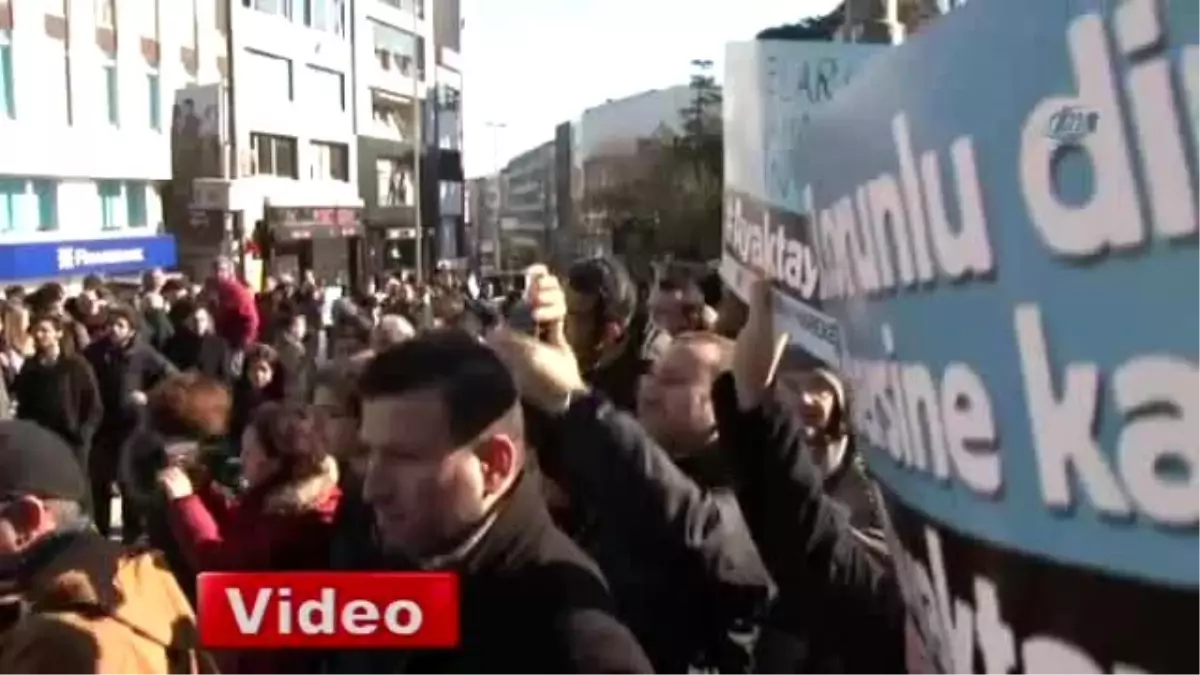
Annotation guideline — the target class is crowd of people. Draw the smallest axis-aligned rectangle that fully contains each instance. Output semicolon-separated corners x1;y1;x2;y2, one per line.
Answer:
0;253;909;674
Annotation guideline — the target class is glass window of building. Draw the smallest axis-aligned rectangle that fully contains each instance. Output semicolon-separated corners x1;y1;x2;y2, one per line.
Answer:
126;182;148;227
104;61;119;126
147;70;161;130
310;141;348;181
376;158;413;207
0;32;13;119
98;180;123;230
32;180;57;232
251;133;298;178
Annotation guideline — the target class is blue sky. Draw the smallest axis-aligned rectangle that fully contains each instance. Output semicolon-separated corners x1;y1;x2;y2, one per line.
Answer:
460;0;841;177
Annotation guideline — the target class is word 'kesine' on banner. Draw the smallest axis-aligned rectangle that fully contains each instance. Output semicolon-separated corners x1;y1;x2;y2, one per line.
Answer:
766;0;1198;671
197;572;460;649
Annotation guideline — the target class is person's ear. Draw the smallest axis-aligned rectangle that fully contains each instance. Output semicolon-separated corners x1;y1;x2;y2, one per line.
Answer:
4;497;50;547
474;435;517;497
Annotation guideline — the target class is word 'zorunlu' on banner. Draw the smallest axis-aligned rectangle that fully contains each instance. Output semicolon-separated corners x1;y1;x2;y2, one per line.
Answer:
726;0;1199;672
197;572;460;649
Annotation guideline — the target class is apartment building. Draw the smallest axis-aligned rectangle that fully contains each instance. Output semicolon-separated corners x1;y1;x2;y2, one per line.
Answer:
352;0;461;282
175;0;362;285
0;0;188;288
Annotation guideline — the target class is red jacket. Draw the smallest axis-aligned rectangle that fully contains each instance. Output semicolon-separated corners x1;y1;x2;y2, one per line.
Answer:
214;278;260;349
167;457;341;673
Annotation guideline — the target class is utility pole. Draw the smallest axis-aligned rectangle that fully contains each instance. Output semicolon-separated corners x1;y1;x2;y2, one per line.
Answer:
485;120;506;269
413;60;424;282
224;0;243;280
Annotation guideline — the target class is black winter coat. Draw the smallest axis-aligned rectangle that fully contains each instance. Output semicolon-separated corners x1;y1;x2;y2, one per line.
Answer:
83;336;175;444
13;353;104;464
710;373;906;673
326;470;653;674
534;393;774;673
163;330;231;383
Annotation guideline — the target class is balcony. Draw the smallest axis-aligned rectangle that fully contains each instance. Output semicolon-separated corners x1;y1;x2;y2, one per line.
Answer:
368;91;417;143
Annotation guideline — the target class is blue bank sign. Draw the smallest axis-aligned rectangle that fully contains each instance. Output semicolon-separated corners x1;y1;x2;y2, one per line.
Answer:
0;235;178;281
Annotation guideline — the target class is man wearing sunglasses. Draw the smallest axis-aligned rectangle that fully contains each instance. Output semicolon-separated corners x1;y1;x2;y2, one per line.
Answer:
0;421;207;673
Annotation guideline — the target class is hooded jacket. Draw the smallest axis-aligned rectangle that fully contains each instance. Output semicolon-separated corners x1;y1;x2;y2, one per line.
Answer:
0;531;213;674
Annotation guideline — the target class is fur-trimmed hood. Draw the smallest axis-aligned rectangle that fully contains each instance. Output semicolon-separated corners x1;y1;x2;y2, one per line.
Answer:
259;455;340;515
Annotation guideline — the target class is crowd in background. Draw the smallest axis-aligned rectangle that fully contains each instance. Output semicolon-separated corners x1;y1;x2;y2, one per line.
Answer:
0;253;903;674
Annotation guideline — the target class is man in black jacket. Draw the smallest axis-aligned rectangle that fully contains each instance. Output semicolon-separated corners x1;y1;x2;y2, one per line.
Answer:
275;305;315;404
83;304;176;542
491;276;774;673
355;330;652;673
13;313;104;480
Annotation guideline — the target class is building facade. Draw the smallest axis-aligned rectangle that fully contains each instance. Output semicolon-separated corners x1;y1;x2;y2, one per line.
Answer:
353;0;426;280
465;174;500;273
0;0;186;288
497;140;554;270
169;0;362;286
561;85;695;260
352;0;461;282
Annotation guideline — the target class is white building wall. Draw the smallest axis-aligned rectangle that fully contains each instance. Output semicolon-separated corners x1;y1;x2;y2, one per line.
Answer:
229;2;358;191
0;0;198;242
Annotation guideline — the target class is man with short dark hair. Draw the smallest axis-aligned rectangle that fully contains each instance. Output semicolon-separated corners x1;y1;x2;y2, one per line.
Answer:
13;314;104;480
356;330;652;674
84;305;176;542
0;420;208;674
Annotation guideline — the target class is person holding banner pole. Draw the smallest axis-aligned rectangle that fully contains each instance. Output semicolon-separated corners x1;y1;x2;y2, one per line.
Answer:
711;275;910;673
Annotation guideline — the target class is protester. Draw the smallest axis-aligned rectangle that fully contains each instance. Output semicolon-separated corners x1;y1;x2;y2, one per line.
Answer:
121;372;233;603
229;343;286;443
27;283;89;356
491;274;774;673
564;255;667;411
0;421;210;674
159;401;341;673
83;304;177;542
140;291;175;353
273;306;315;404
208;257;259;361
13;314;104;478
355;331;653;673
162;300;232;383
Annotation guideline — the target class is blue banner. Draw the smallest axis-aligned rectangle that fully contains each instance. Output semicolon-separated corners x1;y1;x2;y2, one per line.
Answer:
777;0;1196;671
0;235;179;281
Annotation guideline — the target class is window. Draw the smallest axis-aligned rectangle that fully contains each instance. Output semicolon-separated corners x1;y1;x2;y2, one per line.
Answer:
370;91;415;141
251;133;298;177
126;182;147;227
376;158;414;207
305;0;327;31
104;62;118;126
310;141;348;181
0;179;19;234
307;66;344;110
330;0;345;35
247;0;292;20
32;180;58;231
147;71;161;129
245;49;293;102
96;0;116;27
371;21;421;79
98;180;122;231
0;33;12;119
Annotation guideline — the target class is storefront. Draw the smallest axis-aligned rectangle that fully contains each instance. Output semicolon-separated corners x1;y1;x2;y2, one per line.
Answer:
0;235;179;288
257;205;365;286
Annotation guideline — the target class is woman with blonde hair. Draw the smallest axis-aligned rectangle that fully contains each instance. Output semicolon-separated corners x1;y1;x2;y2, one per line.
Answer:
0;300;32;380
